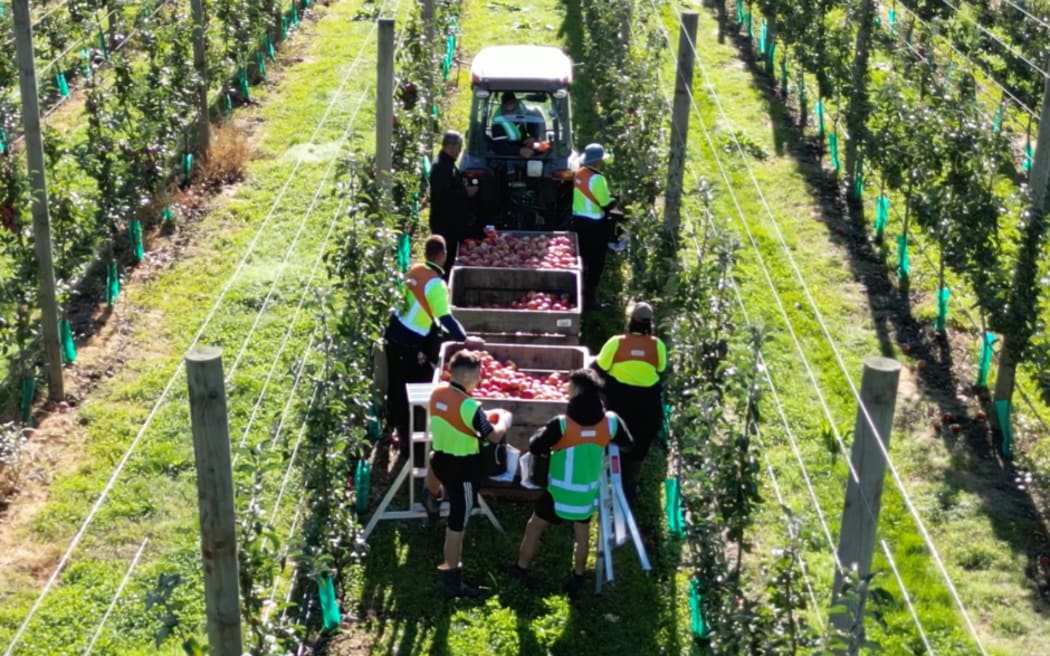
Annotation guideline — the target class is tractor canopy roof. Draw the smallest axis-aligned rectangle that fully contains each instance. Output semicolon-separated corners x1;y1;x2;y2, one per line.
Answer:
469;45;574;92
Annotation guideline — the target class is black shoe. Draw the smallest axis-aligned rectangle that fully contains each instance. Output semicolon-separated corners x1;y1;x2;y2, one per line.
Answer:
439;568;482;599
422;488;441;522
506;563;537;590
564;572;587;600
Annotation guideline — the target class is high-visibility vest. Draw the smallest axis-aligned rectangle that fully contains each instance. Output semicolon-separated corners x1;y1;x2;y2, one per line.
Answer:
396;263;442;337
602;333;666;387
548;413;617;521
572;167;608;220
492;113;523;142
430;384;482;456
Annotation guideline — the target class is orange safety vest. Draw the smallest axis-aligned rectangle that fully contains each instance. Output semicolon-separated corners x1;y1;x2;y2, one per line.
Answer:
430;384;480;455
573;167;602;208
554;415;613;452
405;263;441;321
611;333;661;369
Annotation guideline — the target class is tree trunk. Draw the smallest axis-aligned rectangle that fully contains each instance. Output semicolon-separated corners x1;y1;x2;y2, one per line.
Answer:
845;0;876;202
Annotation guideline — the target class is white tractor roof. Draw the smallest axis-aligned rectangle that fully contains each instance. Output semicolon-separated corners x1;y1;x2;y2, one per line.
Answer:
470;45;573;89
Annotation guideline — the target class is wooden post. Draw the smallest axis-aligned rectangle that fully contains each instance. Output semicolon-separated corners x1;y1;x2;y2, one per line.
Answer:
190;0;210;155
12;0;65;402
831;357;901;647
186;347;242;656
664;12;698;235
423;0;435;155
376;18;395;192
993;50;1050;429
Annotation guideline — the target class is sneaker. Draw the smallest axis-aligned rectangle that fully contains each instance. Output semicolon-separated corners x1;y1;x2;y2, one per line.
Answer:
564;572;587;600
506;563;537;590
422;488;441;522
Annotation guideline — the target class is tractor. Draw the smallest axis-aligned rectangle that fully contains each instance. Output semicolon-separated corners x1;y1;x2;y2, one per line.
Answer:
460;45;579;229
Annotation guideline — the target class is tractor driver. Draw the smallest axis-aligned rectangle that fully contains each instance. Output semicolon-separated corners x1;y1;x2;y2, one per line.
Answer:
491;92;546;158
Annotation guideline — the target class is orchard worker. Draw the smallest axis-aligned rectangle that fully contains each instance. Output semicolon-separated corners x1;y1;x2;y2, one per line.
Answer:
507;368;632;599
429;130;479;276
428;349;512;598
593;301;667;505
383;235;468;460
491;92;544;158
572;143;617;309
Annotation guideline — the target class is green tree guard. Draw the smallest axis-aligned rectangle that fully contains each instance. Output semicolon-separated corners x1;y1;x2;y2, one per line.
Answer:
663;477;686;538
281;15;289;40
421;154;431;183
0;127;7;155
798;71;806;114
996;400;1013;457
874;195;889;240
20;376;35;424
815;100;825;137
291;5;299;26
689;580;708;637
222;92;233;114
60;319;77;364
130;219;144;262
266;35;276;60
56;72;70;97
354;460;372;514
767;41;776;73
106;262;120;307
896;234;909;279
1023;142;1034;173
976;332;996;387
98;29;107;57
182;153;193;187
256;51;266;77
80;49;92;79
888;9;897;34
828;132;840;171
779;58;788;97
657;403;671;449
736;0;744;23
317;572;342;630
744;13;752;39
397;233;411;273
162;205;175;222
239;68;251;100
992;103;1004;135
758;21;767;56
934;286;950;331
367;401;383;441
853;158;864;199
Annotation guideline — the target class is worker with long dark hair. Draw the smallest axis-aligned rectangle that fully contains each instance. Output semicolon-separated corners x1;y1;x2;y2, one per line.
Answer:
593;302;667;504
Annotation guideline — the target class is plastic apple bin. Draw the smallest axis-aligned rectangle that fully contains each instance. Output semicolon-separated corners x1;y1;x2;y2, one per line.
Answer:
434;341;591;453
455;230;582;271
449;266;582;342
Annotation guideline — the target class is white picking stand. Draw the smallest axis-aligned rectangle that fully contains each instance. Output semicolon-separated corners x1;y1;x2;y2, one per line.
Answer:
361;382;503;540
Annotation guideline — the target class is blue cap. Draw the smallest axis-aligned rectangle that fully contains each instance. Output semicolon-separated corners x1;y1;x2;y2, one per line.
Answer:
581;143;609;165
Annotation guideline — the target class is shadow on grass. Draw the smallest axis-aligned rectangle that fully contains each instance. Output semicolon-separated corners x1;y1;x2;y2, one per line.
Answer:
703;5;1050;611
348;451;681;655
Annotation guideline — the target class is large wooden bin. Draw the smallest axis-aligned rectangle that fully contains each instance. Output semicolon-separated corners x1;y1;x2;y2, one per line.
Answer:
449;267;583;341
434;341;591;452
455;230;582;271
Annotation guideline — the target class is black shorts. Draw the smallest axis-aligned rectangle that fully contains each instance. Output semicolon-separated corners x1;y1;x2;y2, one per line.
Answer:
431;451;481;532
534;490;592;525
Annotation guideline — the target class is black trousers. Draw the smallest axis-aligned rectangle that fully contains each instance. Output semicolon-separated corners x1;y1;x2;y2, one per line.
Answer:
605;380;662;502
384;339;433;452
571;216;608;302
431;451;481;532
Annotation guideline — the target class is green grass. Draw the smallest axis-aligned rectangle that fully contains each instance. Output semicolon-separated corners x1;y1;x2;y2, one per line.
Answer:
657;3;1050;653
0;1;408;652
